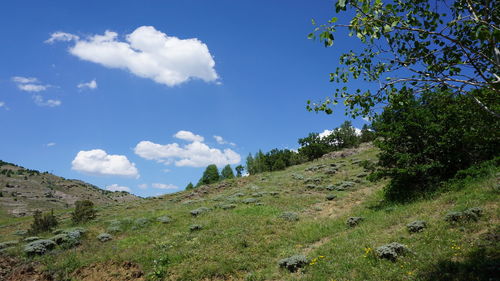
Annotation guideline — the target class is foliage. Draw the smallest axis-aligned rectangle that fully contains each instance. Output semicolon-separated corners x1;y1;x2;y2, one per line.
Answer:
71;200;97;224
24;239;56;256
197;164;220;186
372;89;499;201
220;164;235;180
235;165;244;177
375;242;409;261
29;209;58;235
185;182;194;190
307;0;500;118
278;255;309;272
407;220;427;233
97;233;113;242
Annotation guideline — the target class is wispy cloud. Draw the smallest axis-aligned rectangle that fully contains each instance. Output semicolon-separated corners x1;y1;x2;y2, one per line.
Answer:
214;135;236;146
12;76;50;92
46;142;56;147
77;79;97;90
33;95;61;107
106;184;131;192
152;183;178;190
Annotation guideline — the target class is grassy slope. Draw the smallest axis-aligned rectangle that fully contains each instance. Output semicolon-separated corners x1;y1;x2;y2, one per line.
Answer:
1;146;498;281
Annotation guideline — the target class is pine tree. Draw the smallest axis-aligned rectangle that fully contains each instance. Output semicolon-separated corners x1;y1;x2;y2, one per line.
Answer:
197;164;220;186
185;182;194;190
235;165;244;177
221;165;235;180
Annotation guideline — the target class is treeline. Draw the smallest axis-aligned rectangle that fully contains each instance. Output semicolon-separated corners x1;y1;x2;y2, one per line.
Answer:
246;121;375;175
188;121;375;189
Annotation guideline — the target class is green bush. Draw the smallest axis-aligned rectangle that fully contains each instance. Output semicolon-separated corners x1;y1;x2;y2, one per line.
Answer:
24;239;56;256
278;255;309;272
71;200;96;224
29;210;58;234
375;242;409;261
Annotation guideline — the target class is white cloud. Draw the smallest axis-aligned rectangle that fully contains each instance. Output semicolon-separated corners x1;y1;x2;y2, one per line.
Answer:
0;102;5;108
319;129;334;139
106;184;131;192
213;135;236;146
12;76;38;84
134;132;241;168
355;128;362;136
77;79;97;90
49;26;219;86
152;183;178;190
12;76;50;92
174;130;204;142
71;149;139;178
33;95;61;107
138;184;148;189
46;142;56;147
45;32;80;44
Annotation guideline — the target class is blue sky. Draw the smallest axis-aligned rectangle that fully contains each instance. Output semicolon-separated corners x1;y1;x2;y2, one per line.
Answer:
0;0;371;197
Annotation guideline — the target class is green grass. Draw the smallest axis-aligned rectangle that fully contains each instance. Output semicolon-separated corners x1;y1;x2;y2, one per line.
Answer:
1;146;498;280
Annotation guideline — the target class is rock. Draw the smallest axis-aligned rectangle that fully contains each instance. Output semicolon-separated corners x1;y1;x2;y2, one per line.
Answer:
407;220;427;233
346;217;364;227
278;255;309;272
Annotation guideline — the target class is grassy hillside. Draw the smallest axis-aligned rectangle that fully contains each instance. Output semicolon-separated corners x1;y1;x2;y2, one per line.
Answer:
0;146;498;281
0;160;140;217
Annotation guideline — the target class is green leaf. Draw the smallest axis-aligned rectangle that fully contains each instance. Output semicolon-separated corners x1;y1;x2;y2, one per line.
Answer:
330;17;338;23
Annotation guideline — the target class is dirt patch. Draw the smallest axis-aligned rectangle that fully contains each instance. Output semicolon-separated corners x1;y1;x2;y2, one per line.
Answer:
303;237;331;255
72;261;145;281
321;142;373;160
1;255;52;281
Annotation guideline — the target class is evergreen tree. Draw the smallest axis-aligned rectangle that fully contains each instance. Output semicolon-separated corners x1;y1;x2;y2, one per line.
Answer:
360;124;376;143
272;159;286;171
71;200;97;224
197;164;220;186
29;209;58;234
246;153;256;175
185;182;194;190
235;165;244;177
221;165;235;180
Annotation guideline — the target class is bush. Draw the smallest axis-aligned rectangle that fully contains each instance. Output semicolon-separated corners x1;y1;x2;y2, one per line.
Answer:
278;255;309;272
279;212;299;222
71;200;96;224
220;204;236;210
157;216;172;224
0;240;18;250
190;207;211;217
189;224;202;231
97;233;113;242
445;207;483;223
372;89;499;201
407;220;427;233
29;210;58;235
24;239;56;255
242;198;258;204
375;242;409;261
346;217;364;227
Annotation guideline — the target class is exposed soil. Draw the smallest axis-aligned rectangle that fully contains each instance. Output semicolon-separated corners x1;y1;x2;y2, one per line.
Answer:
0;255;52;281
72;261;145;281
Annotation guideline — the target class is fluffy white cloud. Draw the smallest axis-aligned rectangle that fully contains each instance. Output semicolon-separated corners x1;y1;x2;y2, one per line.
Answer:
33;95;61;107
48;26;219;86
319;127;362;139
152;183;178;190
106;184;131;192
77;79;97;89
174;130;204;142
72;149;139;178
213;135;236;146
134;132;241;168
45;32;80;44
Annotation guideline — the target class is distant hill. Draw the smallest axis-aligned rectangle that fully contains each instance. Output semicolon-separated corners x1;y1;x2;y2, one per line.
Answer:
0;160;140;217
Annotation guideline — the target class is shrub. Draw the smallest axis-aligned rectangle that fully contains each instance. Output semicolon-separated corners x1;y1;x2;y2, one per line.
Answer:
97;233;113;242
279;212;299;222
375;242;409;261
0;240;18;249
242;198;258;204
278;255;309;272
326;194;337;201
24;239;56;255
407;220;427;233
445;207;484;223
71;200;96;224
157;216;172;224
220;204;236;210
23;237;40;243
190;207;211;217
29;210;58;235
346;217;364;227
189;224;202;231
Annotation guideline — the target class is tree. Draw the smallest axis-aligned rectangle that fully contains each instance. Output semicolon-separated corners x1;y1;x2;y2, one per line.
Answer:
372;88;499;201
360;124;376;143
298;133;331;160
307;0;499;118
185;182;194;190
197;164;220;186
235;165;244;177
71;200;97;224
221;164;235;179
29;209;58;234
246;154;256;175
